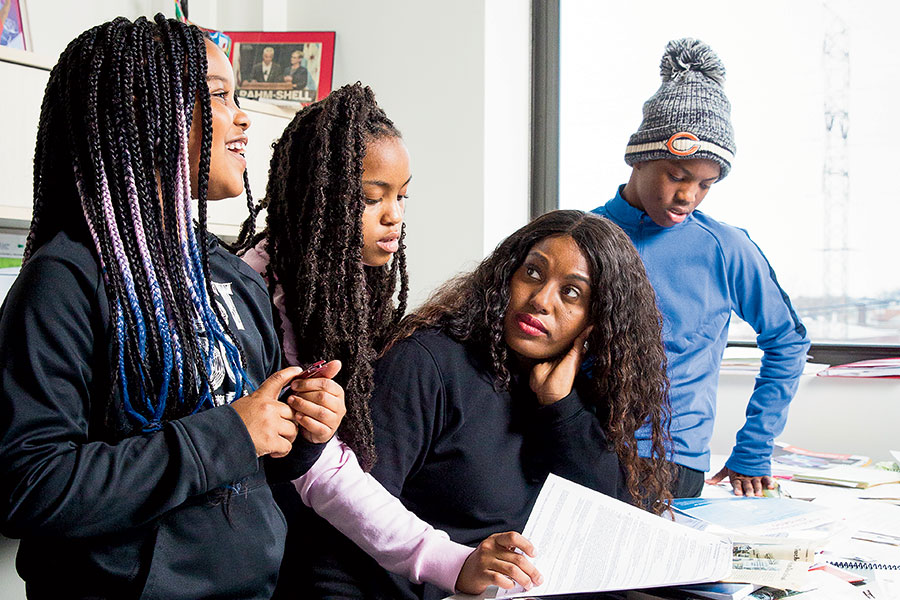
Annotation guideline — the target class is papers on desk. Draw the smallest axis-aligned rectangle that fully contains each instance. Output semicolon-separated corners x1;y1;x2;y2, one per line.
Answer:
724;558;811;590
458;474;732;599
446;471;900;600
771;442;871;476
719;347;827;375
669;497;846;590
670;497;838;536
816;357;900;378
674;581;760;600
818;539;900;599
719;347;766;374
808;494;900;598
629;572;869;600
768;442;900;489
730;536;820;563
794;569;875;600
778;478;900;506
812;496;900;544
790;466;900;489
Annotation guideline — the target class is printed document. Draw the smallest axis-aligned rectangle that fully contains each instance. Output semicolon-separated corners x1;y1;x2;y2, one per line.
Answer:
491;474;732;597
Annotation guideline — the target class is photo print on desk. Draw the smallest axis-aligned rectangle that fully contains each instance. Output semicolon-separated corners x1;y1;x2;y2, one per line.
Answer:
225;30;335;110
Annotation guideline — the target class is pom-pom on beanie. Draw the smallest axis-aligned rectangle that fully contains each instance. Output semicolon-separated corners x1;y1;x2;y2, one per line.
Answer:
625;38;736;178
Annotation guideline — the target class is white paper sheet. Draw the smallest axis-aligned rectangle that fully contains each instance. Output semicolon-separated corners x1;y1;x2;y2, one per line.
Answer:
492;474;732;598
724;558;811;590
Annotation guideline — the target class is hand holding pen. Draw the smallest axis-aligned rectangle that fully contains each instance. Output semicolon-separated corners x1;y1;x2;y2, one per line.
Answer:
285;360;347;444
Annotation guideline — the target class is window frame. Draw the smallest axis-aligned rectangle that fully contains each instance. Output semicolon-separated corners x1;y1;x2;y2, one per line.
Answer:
530;0;560;220
534;0;900;365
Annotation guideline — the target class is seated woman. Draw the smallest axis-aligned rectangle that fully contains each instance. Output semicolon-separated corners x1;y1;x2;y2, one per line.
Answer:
307;209;675;599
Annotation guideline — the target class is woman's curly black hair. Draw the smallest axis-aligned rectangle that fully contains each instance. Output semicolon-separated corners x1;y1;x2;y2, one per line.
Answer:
237;83;407;471
389;210;674;511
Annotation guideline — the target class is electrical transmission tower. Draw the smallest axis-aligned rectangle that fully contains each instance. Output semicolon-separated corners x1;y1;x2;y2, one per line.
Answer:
822;1;850;335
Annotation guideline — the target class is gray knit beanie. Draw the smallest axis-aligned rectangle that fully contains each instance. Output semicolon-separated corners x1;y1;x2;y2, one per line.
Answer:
625;38;736;178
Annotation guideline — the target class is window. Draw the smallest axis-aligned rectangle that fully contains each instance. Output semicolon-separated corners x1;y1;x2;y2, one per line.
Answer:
557;0;900;348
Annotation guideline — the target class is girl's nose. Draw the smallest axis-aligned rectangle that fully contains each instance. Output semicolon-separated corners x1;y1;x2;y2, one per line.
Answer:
382;198;403;225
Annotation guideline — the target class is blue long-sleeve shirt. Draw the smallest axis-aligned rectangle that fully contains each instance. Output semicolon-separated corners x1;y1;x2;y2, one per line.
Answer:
593;186;810;475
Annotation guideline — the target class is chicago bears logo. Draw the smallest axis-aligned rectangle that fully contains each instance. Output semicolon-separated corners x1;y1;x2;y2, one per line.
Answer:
666;132;700;156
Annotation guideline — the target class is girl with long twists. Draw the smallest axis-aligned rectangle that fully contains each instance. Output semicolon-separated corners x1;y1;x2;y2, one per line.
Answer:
308;209;674;600
0;16;344;599
244;82;408;472
241;83;543;597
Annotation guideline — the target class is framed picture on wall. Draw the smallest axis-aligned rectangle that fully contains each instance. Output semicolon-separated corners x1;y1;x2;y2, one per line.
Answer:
225;31;335;109
0;0;32;50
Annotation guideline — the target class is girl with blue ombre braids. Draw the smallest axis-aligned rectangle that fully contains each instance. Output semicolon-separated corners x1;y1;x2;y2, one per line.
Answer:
0;15;342;599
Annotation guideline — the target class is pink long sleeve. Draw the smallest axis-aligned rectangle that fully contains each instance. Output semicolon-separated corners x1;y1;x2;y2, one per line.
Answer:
242;242;472;591
241;241;300;366
294;437;473;592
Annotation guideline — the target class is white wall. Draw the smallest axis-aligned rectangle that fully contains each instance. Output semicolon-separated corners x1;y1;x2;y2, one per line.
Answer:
0;56;48;224
484;0;531;255
711;373;900;465
0;1;173;227
209;0;531;306
284;1;488;306
25;0;171;59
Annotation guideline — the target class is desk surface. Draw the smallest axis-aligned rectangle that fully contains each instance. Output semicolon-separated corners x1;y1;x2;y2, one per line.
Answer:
447;458;900;600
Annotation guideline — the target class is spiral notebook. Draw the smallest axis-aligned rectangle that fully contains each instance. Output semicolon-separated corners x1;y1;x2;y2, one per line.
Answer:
826;559;900;571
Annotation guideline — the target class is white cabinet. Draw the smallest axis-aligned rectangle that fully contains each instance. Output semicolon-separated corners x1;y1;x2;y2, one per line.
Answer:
0;50;50;226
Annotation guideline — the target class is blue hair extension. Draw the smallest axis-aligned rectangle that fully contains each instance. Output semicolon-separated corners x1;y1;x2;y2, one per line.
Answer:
33;17;257;432
114;301;153;429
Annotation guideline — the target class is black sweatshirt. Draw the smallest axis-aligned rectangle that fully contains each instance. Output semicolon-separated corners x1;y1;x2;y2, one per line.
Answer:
0;228;322;599
279;329;627;600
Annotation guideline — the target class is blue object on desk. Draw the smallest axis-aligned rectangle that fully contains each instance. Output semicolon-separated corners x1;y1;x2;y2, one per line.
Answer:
671;496;828;530
676;581;759;600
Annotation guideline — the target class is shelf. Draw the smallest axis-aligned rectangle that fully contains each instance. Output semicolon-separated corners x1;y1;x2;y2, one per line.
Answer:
0;46;53;70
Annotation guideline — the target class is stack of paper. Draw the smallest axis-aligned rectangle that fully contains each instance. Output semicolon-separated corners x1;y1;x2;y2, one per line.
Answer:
670;497;838;537
790;466;900;489
719;347;765;374
770;441;870;478
628;571;869;600
766;442;900;489
669;496;846;591
719;348;826;375
817;357;900;378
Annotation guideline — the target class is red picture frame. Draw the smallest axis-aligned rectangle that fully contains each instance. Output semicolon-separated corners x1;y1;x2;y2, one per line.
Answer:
224;30;335;109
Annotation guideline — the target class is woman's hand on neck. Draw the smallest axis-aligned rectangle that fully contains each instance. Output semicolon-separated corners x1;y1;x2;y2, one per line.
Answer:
526;327;592;406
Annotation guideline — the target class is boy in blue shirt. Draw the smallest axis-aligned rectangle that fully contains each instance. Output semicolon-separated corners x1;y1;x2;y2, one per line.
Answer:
592;38;810;497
